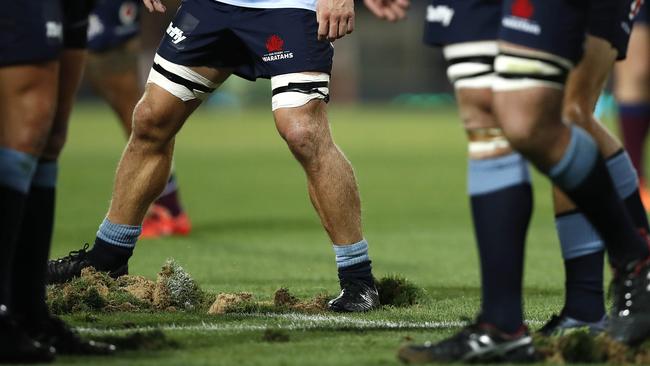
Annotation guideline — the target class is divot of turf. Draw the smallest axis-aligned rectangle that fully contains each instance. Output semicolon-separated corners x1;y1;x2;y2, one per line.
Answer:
207;288;330;314
375;275;424;307
534;331;650;364
208;293;254;314
47;259;204;314
48;265;424;316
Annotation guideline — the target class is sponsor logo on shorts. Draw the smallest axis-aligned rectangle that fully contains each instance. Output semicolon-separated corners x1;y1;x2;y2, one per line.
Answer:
46;21;63;40
425;5;454;27
166;23;186;44
119;1;138;25
87;14;104;40
502;0;540;35
262;35;294;62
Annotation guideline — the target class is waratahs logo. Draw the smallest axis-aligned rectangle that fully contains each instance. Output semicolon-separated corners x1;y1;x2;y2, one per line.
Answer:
265;35;284;53
262;35;293;62
511;0;534;19
502;0;540;35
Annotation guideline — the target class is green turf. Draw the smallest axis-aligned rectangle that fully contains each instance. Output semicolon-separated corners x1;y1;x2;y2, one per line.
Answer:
50;103;598;365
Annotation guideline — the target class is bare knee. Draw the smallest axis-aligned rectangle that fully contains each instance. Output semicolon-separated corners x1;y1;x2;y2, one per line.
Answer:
456;88;495;130
130;99;172;152
563;98;592;130
9;93;57;155
275;101;330;164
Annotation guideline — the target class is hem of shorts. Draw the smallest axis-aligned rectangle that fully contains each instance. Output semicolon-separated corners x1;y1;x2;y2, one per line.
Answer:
236;68;332;81
213;0;316;12
0;55;60;67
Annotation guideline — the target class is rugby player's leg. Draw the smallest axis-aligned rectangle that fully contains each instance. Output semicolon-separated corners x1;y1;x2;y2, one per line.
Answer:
495;43;648;269
83;66;229;275
87;39;191;237
443;42;532;335
0;62;58;362
11;51;85;330
544;36;615;332
86;39;141;136
398;39;537;363
273;84;378;312
615;23;650;209
494;3;650;344
548;35;650;330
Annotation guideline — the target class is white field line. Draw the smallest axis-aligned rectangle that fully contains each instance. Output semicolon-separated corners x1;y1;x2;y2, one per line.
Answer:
77;313;545;335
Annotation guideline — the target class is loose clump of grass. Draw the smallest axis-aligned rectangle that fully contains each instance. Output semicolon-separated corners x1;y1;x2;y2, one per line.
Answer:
376;275;424;307
534;331;650;364
207;288;331;314
155;259;204;310
93;329;180;351
48;267;423;316
47;259;204;314
203;276;425;315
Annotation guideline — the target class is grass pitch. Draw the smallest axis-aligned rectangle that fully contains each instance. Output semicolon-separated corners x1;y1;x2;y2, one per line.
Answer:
52;103;583;365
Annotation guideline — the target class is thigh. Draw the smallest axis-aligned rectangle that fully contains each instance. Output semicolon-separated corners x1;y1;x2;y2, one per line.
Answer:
499;0;588;64
42;50;88;159
88;0;141;52
0;63;59;154
615;24;650;102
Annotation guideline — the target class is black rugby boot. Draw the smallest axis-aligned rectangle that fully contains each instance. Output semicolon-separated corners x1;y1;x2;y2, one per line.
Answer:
608;257;650;345
26;315;116;356
0;306;55;364
46;244;128;284
328;279;380;312
398;323;538;364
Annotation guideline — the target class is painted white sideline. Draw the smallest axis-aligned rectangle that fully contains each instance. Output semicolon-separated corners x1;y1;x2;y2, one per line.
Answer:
76;313;545;335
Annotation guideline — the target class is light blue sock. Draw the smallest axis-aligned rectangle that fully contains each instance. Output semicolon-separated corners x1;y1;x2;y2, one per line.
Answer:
556;212;604;259
468;153;531;195
606;151;638;199
555;150;640;260
549;125;598;191
333;239;370;268
0;147;38;193
96;218;142;249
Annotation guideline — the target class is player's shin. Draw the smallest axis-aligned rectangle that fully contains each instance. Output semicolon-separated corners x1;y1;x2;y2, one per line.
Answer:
0;148;38;307
11;160;57;322
553;205;606;323
546;126;649;269
467;134;532;334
